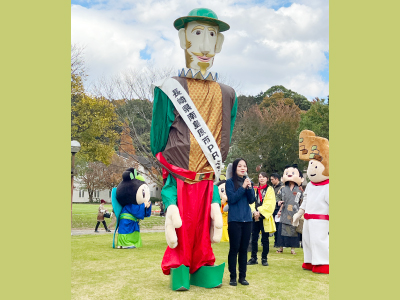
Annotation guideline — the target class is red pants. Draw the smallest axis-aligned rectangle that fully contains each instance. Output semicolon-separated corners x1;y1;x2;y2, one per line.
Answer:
161;178;215;275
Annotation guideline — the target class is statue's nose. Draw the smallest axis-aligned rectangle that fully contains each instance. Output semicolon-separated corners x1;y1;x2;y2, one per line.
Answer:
199;31;211;55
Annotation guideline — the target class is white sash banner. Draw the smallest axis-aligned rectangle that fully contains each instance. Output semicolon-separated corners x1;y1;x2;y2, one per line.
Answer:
152;77;222;181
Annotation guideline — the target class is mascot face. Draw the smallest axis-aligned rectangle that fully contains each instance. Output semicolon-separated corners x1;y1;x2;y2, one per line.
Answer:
307;160;329;183
116;170;150;207
282;166;304;186
217;182;227;205
178;21;224;74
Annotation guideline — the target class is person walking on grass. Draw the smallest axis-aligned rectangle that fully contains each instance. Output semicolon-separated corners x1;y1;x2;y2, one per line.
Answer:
226;158;255;286
95;199;111;233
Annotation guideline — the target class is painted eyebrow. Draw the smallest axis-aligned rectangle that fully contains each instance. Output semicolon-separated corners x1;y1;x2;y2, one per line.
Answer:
208;27;217;32
191;25;205;32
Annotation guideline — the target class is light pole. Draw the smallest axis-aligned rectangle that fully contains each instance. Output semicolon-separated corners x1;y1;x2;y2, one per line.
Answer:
71;140;81;230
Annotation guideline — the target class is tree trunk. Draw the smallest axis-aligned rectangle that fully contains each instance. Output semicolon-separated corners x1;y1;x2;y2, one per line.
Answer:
88;189;94;203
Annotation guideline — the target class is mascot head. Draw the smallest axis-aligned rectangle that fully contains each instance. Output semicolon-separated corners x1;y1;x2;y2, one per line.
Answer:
282;164;304;186
299;130;329;183
174;8;229;78
116;168;150;207
216;180;227;205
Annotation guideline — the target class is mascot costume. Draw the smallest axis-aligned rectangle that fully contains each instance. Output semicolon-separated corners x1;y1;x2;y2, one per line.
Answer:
276;164;304;253
150;8;238;290
111;168;152;249
293;130;329;274
216;176;229;242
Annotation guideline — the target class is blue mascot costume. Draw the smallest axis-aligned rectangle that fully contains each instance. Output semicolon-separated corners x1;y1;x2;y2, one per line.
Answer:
112;168;152;249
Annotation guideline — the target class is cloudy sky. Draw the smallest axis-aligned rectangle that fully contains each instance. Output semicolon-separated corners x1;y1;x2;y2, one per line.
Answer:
71;0;328;100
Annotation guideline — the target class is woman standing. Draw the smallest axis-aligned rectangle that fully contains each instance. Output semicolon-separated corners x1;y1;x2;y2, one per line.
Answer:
247;172;276;266
226;158;255;286
94;199;111;233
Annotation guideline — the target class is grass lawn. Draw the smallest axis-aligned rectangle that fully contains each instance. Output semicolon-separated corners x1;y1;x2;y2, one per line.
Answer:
72;232;328;299
72;204;165;230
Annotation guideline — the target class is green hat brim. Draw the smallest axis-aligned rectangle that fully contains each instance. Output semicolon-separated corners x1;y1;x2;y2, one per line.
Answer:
173;16;230;32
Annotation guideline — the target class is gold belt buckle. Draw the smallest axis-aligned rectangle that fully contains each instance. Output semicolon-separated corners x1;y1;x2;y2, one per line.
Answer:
198;173;205;181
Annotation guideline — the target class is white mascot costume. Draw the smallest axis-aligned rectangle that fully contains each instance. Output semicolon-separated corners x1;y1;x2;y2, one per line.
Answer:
293;130;329;274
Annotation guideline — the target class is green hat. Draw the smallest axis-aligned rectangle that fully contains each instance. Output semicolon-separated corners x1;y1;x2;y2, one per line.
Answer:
173;8;230;32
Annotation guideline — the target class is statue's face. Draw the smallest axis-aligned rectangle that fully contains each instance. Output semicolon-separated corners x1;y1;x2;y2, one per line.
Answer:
178;21;224;75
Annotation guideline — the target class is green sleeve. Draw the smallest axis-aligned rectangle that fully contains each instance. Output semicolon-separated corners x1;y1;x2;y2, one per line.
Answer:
230;93;238;143
160;174;177;211
211;184;221;206
150;87;176;156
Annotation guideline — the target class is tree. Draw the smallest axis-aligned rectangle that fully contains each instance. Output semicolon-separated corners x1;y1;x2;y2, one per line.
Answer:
102;153;138;190
78;161;108;203
263;85;311;111
118;121;136;155
71;44;121;165
259;92;299;110
71;95;121;164
298;97;329;139
227;100;303;179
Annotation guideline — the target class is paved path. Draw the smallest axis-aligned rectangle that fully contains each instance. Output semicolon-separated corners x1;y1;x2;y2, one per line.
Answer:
71;229;164;236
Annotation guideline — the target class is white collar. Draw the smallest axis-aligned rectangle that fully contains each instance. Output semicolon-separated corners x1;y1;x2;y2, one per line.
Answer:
178;68;218;82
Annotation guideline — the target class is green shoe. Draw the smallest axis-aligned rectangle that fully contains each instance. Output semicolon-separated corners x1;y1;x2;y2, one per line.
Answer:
170;265;190;291
190;263;225;288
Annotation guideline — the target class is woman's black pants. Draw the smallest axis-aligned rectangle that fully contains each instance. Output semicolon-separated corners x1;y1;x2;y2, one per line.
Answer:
251;219;269;260
228;221;252;280
95;221;108;231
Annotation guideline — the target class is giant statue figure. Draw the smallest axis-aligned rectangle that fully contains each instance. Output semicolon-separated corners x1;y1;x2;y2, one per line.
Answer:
150;8;237;290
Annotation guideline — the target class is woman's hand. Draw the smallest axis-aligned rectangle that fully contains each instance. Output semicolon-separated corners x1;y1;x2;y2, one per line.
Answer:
278;201;284;206
277;210;282;217
243;178;251;189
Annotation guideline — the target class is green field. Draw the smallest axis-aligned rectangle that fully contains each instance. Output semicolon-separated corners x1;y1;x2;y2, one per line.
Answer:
71;233;328;299
72;204;165;230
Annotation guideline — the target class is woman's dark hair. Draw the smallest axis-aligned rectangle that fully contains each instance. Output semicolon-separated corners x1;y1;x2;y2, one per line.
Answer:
259;172;268;178
232;158;248;190
283;164;303;186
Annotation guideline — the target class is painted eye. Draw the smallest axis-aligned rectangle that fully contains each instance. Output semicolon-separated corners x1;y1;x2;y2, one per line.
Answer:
196;30;201;35
142;189;145;198
221;188;224;192
315;166;317;168
210;32;214;37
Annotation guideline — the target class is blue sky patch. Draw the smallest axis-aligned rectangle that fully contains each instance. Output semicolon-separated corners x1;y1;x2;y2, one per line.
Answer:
320;51;329;82
71;1;93;9
140;45;151;60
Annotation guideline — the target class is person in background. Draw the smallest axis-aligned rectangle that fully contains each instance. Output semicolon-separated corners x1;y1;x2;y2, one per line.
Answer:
159;201;165;217
247;172;276;266
270;173;284;247
226;158;255;286
276;165;303;254
95;199;111;233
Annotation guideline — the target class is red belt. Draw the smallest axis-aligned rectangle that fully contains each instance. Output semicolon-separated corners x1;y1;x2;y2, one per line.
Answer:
156;152;214;181
304;213;329;220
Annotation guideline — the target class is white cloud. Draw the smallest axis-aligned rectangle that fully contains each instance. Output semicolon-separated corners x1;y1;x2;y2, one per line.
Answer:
72;0;329;99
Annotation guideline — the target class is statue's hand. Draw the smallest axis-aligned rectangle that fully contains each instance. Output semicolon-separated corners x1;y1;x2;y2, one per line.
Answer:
210;203;223;243
164;205;182;249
